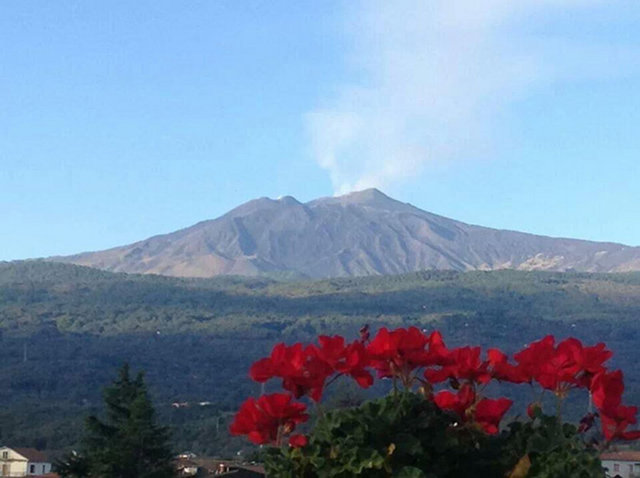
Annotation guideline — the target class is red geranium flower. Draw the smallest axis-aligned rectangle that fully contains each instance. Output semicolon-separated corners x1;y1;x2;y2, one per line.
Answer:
434;383;476;420
600;404;640;442
316;335;374;388
475;397;512;434
486;348;528;383
434;385;512;434
589;369;640;441
367;327;449;383
249;343;333;401
425;346;490;384
591;370;625;412
511;337;612;393
574;341;612;385
249;343;304;383
288;434;308;448
229;393;308;445
511;335;557;387
537;340;583;391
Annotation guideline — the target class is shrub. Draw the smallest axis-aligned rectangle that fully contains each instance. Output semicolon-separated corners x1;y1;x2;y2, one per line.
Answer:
231;326;640;477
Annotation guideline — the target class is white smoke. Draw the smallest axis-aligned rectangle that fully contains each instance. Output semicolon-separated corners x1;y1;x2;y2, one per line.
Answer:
307;0;633;194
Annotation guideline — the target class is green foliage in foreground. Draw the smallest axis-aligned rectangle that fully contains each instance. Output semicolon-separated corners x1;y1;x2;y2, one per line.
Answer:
505;413;603;478
55;364;176;478
264;393;602;478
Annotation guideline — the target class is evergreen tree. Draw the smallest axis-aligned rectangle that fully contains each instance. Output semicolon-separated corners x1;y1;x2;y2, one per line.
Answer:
54;451;90;478
56;364;176;478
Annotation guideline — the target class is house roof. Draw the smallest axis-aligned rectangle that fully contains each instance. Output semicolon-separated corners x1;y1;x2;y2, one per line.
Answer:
189;458;265;477
12;447;50;462
601;450;640;462
175;458;199;468
202;468;265;478
237;465;265;474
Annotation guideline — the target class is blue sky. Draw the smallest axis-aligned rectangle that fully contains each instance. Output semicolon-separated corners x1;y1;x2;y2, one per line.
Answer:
1;0;639;260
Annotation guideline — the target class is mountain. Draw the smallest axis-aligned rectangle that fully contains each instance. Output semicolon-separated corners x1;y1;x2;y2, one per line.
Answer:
51;188;640;278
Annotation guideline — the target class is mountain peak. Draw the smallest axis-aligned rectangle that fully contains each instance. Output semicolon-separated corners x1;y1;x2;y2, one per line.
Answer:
52;189;640;279
276;195;302;205
224;194;302;218
309;188;406;210
341;188;391;203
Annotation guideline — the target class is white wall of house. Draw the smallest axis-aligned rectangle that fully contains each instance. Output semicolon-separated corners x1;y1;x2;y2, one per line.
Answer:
0;447;28;477
602;459;640;478
0;447;52;477
26;462;51;475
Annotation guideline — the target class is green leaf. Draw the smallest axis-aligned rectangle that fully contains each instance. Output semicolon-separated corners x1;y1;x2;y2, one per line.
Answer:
396;466;427;478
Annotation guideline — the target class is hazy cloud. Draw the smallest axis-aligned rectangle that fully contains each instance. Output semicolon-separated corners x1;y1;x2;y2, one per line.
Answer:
307;0;637;194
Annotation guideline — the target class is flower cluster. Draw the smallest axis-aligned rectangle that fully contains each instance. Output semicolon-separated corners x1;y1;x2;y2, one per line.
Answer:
230;327;640;447
591;370;640;441
249;335;373;402
229;393;308;445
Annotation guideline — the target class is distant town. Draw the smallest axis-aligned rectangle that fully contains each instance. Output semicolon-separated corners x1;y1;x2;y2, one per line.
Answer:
0;446;264;477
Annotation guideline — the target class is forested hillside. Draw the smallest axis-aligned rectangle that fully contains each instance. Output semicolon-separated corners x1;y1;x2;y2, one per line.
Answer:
1;261;640;455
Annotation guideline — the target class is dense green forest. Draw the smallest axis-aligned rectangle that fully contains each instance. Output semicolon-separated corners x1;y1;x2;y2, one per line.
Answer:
1;260;640;456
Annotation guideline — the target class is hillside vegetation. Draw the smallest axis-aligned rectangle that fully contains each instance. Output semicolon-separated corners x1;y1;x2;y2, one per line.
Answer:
1;261;640;455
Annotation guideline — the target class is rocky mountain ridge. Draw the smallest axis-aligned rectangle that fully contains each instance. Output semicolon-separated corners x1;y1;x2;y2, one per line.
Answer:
51;189;640;278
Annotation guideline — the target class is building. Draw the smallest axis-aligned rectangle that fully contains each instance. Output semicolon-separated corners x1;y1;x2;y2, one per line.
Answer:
173;457;265;477
0;447;53;477
602;451;640;478
202;463;264;477
175;458;199;476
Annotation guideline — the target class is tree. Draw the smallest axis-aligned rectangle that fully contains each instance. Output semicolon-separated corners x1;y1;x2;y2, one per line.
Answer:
54;451;90;478
56;364;176;478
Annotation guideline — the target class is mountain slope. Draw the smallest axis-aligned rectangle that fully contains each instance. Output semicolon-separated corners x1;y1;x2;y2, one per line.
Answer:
4;261;640;455
51;189;640;278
